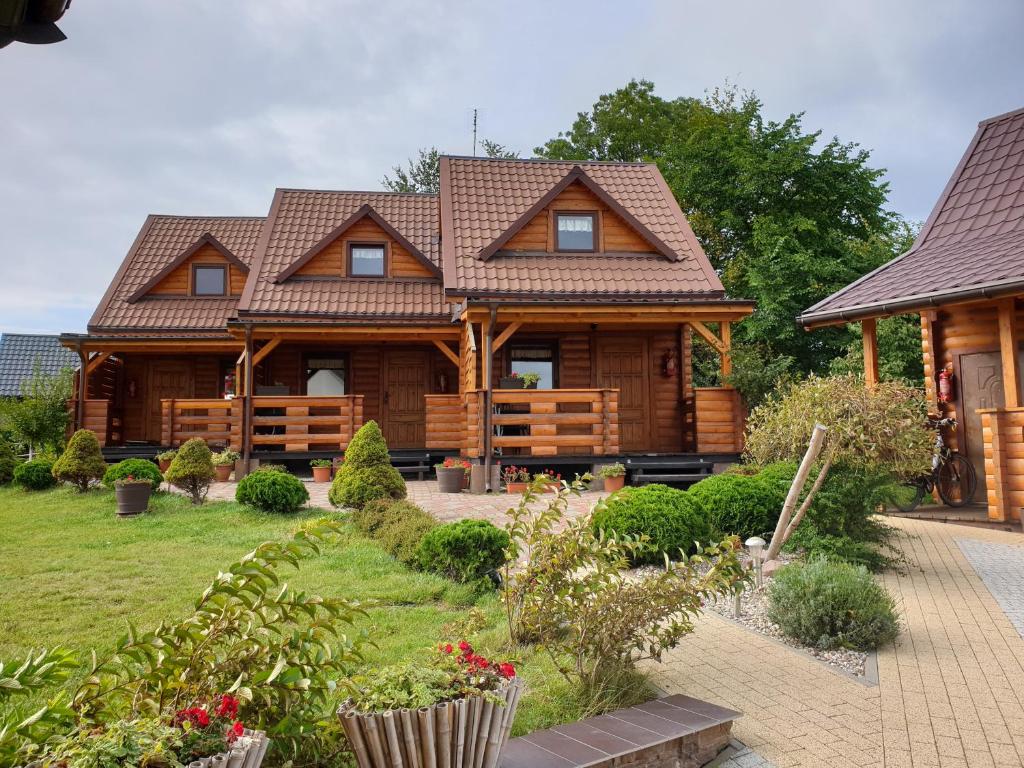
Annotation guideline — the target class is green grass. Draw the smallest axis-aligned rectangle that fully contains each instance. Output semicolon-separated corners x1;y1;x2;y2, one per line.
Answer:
0;486;650;736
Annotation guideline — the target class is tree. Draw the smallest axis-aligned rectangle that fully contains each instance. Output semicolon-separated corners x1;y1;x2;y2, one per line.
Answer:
51;428;107;492
382;140;519;193
0;362;74;458
536;80;903;375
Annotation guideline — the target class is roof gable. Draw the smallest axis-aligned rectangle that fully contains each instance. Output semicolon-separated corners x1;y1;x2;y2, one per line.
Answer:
127;232;249;303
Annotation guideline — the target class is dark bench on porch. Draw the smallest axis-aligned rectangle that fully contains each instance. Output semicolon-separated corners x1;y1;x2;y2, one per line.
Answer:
502;694;738;768
625;455;736;487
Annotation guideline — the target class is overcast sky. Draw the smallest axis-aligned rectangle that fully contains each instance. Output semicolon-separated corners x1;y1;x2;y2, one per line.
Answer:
2;0;1022;335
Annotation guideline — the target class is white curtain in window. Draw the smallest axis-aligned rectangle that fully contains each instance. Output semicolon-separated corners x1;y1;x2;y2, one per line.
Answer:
557;215;593;232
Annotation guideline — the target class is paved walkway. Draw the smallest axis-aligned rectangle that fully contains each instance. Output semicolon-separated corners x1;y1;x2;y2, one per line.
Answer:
649;517;1024;768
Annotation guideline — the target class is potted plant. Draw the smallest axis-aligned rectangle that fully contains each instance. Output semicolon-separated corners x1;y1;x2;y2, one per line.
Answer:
174;693;270;767
598;462;627;492
157;449;177;473
498;371;524;389
502;465;530;494
311;458;333;483
436;457;471;493
519;372;540;389
213;450;240;482
115;475;152;517
338;641;521;768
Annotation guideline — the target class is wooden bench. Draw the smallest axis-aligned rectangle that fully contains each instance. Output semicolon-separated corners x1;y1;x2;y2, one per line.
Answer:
501;694;738;768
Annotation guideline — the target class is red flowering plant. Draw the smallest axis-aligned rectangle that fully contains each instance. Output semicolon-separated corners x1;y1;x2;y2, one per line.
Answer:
173;693;246;760
502;465;530;484
437;456;473;475
535;469;562;483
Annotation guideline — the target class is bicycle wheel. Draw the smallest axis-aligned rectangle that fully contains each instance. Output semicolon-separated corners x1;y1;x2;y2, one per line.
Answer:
889;481;926;513
937;454;977;507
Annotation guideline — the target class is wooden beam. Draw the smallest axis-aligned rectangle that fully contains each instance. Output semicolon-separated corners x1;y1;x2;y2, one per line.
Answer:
236;348;247;366
862;317;879;388
85;351;112;375
432;339;460;367
998;298;1021;408
720;321;732;378
690;321;726;354
491;322;522;353
466;321;477;353
251;337;281;368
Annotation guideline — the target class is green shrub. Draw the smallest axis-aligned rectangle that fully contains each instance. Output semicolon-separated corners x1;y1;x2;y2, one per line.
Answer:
102;458;163;491
351;497;402;536
252;463;287;474
163;438;215;505
688;473;782;540
14;458;56;490
591;484;711;565
0;440;17;484
51;429;107;492
328;421;405;509
767;556;900;650
374;501;438;566
235;469;309;514
417;519;509;583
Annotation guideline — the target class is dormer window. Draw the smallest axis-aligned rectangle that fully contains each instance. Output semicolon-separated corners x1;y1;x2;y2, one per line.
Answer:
349;243;386;277
555;212;597;252
192;265;226;296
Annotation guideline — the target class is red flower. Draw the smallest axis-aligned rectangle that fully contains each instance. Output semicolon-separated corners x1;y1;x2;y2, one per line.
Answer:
443;643;453;654
215;694;239;719
226;720;244;743
458;640;471;653
498;663;516;679
174;706;210;729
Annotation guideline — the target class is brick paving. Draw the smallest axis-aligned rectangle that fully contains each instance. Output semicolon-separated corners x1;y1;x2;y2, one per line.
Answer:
649;517;1024;768
955;539;1024;638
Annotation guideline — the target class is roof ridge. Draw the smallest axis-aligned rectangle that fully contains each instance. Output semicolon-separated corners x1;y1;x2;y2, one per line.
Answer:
276;187;439;198
979;104;1024;126
147;214;265;221
442;154;652;167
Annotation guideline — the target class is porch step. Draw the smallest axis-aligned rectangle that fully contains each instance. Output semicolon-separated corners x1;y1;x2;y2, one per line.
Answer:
632;472;713;485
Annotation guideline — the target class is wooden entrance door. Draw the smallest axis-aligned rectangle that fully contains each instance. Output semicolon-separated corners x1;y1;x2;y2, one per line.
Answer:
958;351;1007;499
383;350;428;449
147;360;192;442
596;339;651;452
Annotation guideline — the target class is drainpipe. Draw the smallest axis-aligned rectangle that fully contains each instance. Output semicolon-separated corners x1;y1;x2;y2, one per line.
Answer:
482;306;497;491
75;342;87;432
242;325;254;469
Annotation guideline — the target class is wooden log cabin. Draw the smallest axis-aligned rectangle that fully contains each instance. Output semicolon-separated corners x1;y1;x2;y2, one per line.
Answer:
61;157;753;481
801;105;1024;523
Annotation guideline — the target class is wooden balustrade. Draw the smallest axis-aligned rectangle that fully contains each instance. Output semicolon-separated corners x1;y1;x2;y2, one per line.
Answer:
694;387;744;453
424;395;464;450
161;398;242;449
250;395;363;451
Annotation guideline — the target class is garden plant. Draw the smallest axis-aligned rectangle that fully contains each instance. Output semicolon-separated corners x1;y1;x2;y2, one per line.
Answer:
13;458;56;490
51;428;107;492
235;467;310;514
416;519;509;585
163;438;216;505
328;420;406;509
102;458;164;491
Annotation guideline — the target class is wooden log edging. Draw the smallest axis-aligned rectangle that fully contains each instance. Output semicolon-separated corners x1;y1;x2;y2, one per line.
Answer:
338;680;522;768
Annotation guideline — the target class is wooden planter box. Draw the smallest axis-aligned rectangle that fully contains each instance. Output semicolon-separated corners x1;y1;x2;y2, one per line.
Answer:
436;466;466;493
338;680;522;768
115;483;151;517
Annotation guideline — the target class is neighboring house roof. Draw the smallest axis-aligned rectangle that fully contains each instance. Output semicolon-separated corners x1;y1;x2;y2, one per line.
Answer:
89;215;265;335
240;189;448;322
0;334;78;397
440;156;725;301
802;105;1024;326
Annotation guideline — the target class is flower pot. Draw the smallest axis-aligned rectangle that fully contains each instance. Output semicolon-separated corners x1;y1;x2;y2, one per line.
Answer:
215;464;233;482
498;376;524;389
158;459;172;472
312;465;332;483
603;474;625;492
115;483;151;516
436;466;465;493
338;680;523;768
505;481;528;494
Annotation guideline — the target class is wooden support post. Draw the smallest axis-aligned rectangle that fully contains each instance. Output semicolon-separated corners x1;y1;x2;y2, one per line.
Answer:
75;346;87;430
86;351;113;376
482;309;495;490
720;321;732;378
251;337;281;368
998;298;1021;408
491;321;522;353
242;326;254;465
862;317;880;388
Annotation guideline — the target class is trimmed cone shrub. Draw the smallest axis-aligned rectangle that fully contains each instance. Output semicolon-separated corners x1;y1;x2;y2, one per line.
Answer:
767;557;900;650
52;429;107;492
591;484;712;565
102;458;164;491
416;519;509;584
328;420;405;509
164;438;215;505
14;458;56;490
688;472;782;540
0;440;17;485
236;469;309;514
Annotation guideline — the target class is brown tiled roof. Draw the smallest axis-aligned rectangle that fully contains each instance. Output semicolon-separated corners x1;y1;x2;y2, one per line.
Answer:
802;106;1024;325
440;157;724;300
89;215;264;335
240;189;447;322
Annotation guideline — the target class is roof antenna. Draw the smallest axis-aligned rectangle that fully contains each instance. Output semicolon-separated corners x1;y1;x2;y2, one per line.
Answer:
472;108;478;157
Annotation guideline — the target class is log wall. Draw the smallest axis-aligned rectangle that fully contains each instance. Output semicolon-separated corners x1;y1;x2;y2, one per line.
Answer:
694;387;744;453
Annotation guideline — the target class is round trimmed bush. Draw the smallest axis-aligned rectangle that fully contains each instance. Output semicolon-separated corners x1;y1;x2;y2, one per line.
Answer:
688;473;782;540
591;484;712;564
164;438;216;505
52;429;107;492
767;556;900;651
0;441;18;485
14;458;56;490
103;458;164;491
236;469;309;514
416;519;509;584
329;421;406;509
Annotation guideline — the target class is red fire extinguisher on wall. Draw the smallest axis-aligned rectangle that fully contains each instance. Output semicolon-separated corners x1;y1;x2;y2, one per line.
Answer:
937;365;954;403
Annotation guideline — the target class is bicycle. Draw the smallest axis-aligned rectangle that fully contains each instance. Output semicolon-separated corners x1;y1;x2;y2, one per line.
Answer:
890;416;977;513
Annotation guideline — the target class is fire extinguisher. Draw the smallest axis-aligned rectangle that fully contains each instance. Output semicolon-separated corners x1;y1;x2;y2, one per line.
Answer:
937;366;954;403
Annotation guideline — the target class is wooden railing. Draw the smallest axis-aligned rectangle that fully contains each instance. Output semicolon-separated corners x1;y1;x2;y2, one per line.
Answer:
68;399;112;446
460;388;619;458
694;387;744;453
424;395;464;450
250;396;363;452
161;398;242;450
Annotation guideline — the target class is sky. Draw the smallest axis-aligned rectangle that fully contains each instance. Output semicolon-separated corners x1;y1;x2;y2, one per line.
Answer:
1;0;1022;335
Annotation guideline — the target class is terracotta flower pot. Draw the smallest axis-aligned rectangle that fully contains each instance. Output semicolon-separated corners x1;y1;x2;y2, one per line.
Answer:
505;481;529;494
215;464;233;482
312;465;332;483
115;483;151;517
437;466;465;493
603;475;625;492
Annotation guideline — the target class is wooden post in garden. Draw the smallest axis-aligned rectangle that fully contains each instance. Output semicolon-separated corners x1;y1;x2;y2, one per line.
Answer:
862;318;879;388
764;423;827;562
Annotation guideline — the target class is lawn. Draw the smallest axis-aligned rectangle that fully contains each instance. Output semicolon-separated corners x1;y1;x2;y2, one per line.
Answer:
0;485;603;736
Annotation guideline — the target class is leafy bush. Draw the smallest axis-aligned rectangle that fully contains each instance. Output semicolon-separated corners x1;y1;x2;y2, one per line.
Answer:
688;472;782;539
235;469;309;514
13;458;56;490
417;520;509;583
52;429;107;492
375;503;437;566
328;421;406;509
0;440;17;484
36;718;183;768
164;438;215;505
767;557;900;650
213;449;240;466
591;484;711;564
102;458;164;491
351;497;403;536
0;647;77;765
0;362;73;457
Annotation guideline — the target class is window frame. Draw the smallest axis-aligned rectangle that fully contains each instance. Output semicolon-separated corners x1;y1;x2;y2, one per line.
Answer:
191;264;228;296
302;351;350;396
347;241;388;278
553;211;599;253
507;341;559;389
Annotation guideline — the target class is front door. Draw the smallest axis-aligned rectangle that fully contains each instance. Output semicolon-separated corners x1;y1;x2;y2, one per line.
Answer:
958;351;1006;499
383;350;427;449
596;339;651;452
148;360;192;442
